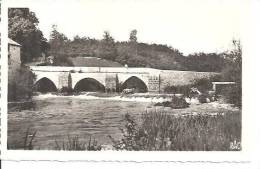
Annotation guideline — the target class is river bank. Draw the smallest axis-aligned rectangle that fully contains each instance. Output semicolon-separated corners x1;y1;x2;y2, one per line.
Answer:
8;93;240;150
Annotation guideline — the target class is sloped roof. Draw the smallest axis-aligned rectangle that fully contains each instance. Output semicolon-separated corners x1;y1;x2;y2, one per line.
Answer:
8;38;21;46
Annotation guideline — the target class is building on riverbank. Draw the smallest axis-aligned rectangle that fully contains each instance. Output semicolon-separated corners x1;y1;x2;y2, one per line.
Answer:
8;38;21;77
8;38;34;101
8;38;22;100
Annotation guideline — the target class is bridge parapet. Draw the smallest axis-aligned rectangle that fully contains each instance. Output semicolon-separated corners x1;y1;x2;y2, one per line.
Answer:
30;66;159;74
30;66;220;93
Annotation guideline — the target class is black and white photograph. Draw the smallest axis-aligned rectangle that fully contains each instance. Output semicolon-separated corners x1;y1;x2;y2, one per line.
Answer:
6;0;243;152
2;1;260;167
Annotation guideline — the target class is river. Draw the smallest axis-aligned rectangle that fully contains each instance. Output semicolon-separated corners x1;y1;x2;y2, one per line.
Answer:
8;94;156;150
8;93;239;150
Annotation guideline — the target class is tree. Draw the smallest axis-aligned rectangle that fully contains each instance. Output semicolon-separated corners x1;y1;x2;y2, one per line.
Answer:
129;29;137;43
48;25;75;66
99;31;117;60
8;8;48;63
184;52;225;72
222;40;242;83
221;40;242;107
103;31;114;44
49;24;69;56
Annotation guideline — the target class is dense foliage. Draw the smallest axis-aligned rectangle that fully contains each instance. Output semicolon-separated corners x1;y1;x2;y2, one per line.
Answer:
183;53;225;72
110;112;241;151
221;40;242;107
8;8;49;63
47;26;226;71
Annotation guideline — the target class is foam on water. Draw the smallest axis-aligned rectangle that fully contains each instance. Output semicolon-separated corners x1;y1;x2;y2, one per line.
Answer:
33;93;171;103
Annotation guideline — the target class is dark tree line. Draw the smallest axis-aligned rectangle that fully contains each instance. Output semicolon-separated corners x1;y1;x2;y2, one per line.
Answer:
183;53;226;72
8;8;237;74
47;26;228;71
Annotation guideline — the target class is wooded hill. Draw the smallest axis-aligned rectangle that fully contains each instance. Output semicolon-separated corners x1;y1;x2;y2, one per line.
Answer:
8;8;226;72
48;29;226;72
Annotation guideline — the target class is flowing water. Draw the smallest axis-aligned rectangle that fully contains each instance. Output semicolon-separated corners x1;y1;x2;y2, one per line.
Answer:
8;94;155;150
7;93;239;150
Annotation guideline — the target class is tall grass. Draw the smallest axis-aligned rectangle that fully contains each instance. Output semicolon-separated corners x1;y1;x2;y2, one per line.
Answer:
55;135;101;151
110;111;241;151
23;128;37;150
7;127;37;150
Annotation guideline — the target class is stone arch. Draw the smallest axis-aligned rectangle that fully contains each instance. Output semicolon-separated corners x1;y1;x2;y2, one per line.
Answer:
74;78;105;92
121;76;148;93
34;77;58;93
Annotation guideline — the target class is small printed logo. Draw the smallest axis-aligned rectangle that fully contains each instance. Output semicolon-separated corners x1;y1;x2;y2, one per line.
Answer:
230;140;241;150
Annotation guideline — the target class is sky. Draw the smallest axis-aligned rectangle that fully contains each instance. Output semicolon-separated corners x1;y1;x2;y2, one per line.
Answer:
8;0;245;55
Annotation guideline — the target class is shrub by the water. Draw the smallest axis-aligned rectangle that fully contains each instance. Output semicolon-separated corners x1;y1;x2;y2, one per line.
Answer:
164;85;191;96
198;93;209;103
155;96;189;109
110;112;241;151
220;84;242;108
163;80;212;97
192;78;212;93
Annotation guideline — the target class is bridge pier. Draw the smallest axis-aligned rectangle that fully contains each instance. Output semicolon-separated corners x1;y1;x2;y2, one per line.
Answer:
148;75;161;93
105;74;118;92
57;72;72;90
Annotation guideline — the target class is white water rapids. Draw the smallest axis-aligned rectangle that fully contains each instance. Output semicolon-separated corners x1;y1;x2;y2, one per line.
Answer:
33;93;173;103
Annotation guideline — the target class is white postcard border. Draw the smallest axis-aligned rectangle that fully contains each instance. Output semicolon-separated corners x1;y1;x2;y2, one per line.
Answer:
1;0;260;165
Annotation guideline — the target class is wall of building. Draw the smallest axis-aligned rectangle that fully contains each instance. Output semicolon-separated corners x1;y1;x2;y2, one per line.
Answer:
8;44;34;101
8;44;21;101
8;45;21;83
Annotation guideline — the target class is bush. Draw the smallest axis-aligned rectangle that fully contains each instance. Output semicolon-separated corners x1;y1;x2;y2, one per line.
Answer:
53;55;74;66
155;96;189;109
164;85;191;96
198;93;209;103
220;40;242;108
192;78;212;93
164;77;218;97
221;84;242;108
110;112;241;151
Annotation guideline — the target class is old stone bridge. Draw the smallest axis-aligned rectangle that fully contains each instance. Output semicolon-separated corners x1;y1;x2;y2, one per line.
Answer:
30;66;219;93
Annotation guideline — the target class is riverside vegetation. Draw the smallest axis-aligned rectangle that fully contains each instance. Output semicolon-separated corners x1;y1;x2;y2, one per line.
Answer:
110;112;241;151
15;109;241;151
